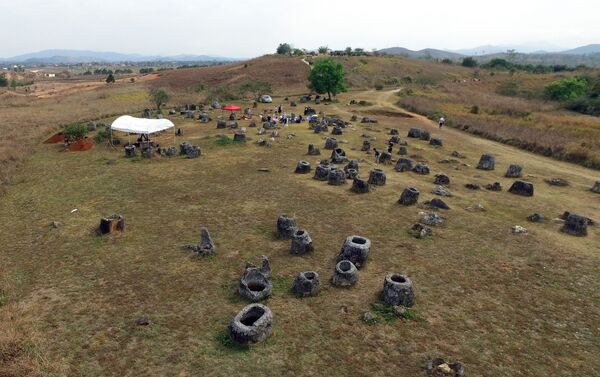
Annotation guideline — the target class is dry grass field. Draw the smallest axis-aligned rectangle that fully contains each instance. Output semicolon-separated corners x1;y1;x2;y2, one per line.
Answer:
1;70;600;377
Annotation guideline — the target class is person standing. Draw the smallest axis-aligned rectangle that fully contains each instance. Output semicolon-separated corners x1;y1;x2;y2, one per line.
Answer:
373;148;380;164
438;117;445;128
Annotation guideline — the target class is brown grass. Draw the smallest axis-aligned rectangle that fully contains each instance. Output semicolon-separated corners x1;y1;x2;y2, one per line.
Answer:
1;87;600;376
396;69;600;169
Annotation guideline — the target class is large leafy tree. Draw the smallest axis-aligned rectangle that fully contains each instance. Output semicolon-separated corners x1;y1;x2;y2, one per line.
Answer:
149;88;169;110
308;58;347;101
276;43;292;55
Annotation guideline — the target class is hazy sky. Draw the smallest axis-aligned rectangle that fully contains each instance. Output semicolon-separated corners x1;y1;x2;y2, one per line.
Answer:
1;0;599;58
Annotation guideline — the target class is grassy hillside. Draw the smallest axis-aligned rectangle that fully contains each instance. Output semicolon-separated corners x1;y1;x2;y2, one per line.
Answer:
1;87;600;376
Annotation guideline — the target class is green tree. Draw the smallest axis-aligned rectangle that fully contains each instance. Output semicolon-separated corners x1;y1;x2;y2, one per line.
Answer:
308;58;347;101
149;89;169;110
461;57;478;67
292;48;305;56
0;75;7;87
544;78;588;101
276;43;292;55
64;123;88;142
318;46;329;54
345;47;352;55
106;73;115;83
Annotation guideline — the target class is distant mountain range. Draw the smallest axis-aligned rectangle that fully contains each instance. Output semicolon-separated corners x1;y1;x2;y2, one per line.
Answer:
0;49;238;64
377;44;600;66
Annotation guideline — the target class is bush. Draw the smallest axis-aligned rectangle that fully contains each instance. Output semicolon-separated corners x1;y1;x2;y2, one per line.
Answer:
461;57;478;67
194;82;206;93
565;97;600;116
0;75;8;87
93;129;110;143
441;58;453;65
470;105;480;114
238;80;272;98
106;73;115;83
544;78;588;101
496;81;520;97
205;86;239;102
374;83;384;91
64;123;88;142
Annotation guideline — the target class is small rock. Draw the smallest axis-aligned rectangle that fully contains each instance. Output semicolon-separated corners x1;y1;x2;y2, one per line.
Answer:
392;305;406;318
527;213;544;222
136;315;150;326
419;212;444;226
432;185;452;197
545;178;569;187
51;221;61;228
362;311;376;323
485;182;502;191
512;225;528;234
410;223;432;238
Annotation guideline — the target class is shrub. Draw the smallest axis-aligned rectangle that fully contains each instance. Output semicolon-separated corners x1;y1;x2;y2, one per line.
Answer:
383;76;400;85
461;57;478;67
238;80;272;98
470;105;480;114
374;83;384;91
194;82;206;93
496;81;520;96
205;85;239;102
544;78;588;101
93;128;110;143
441;58;453;65
0;75;8;87
106;73;115;83
64;123;88;142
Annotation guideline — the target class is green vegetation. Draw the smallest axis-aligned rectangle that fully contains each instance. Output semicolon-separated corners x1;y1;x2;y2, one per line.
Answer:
482;58;575;74
276;43;292;55
461;57;478;67
318;46;329;54
205;85;239;102
93;128;110;143
63;123;88;141
149;88;169;110
194;81;206;93
139;67;155;74
106;73;115;83
308;58;347;100
544;77;588;101
237;80;272;98
0;75;8;87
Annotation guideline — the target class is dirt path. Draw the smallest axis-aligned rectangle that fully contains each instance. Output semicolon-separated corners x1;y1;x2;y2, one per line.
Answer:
332;89;600;184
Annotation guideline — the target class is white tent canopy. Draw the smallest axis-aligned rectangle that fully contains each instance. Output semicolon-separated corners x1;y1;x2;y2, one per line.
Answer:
110;115;174;134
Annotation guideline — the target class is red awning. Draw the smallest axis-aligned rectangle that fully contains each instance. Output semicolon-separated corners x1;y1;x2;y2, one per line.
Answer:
223;104;241;111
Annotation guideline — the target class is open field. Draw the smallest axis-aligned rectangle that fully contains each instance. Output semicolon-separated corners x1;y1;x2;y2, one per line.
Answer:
1;82;600;376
